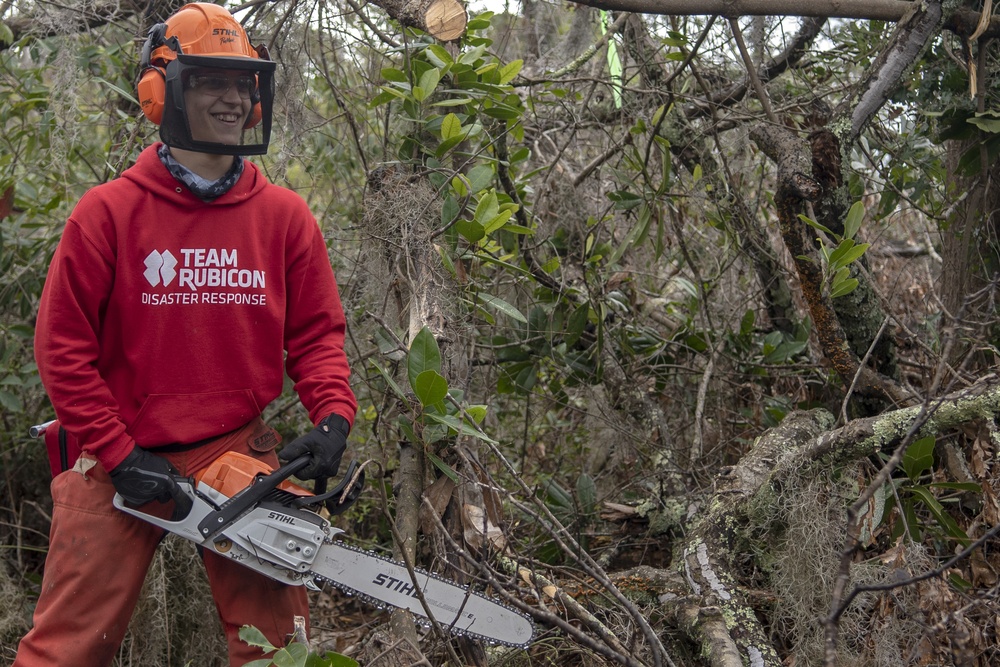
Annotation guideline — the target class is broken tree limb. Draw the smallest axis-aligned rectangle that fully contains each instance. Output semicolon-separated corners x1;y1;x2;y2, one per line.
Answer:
834;0;948;145
366;0;467;41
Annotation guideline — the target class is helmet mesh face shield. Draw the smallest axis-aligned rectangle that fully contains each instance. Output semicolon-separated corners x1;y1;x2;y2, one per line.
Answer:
137;3;276;156
159;54;276;156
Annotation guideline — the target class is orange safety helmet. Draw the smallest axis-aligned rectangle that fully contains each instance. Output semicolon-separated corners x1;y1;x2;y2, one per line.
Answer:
137;3;276;155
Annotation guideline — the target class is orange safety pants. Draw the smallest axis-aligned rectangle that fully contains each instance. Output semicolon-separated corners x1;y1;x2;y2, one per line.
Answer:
12;419;309;667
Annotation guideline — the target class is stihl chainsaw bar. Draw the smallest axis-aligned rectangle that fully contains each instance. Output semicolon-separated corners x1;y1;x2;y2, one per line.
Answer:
312;540;533;646
112;451;534;648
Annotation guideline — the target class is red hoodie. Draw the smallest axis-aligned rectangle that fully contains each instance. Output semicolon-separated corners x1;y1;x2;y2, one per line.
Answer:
35;144;357;471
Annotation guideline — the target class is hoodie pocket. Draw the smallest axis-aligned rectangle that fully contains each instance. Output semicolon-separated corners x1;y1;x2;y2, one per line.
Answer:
128;390;261;446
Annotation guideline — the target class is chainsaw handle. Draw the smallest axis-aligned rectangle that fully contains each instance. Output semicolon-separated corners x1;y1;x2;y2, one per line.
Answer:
196;455;311;539
169;477;194;521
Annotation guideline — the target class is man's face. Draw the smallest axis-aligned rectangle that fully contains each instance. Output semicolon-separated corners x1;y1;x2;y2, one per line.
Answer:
182;69;255;145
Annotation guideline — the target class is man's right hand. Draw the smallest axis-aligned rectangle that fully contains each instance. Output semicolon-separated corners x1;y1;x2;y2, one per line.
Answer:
110;447;181;505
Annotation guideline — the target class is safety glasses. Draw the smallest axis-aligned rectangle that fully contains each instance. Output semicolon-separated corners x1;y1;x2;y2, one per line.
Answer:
185;72;257;100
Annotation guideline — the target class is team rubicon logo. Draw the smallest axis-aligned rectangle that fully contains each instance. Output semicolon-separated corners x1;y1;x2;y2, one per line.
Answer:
143;248;265;290
142;248;267;306
144;249;178;286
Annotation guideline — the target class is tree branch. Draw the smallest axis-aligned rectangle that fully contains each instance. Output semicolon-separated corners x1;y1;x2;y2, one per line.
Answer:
834;0;947;144
567;0;913;21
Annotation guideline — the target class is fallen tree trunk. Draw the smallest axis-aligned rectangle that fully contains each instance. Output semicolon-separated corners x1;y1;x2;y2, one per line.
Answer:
637;377;1000;666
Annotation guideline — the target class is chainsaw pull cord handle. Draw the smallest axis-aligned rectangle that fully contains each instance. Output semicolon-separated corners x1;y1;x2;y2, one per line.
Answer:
293;460;365;515
196;455;312;539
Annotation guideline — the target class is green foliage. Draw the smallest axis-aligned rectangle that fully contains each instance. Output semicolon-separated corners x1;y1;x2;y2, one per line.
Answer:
799;200;870;299
240;626;358;667
534;472;599;563
866;437;981;552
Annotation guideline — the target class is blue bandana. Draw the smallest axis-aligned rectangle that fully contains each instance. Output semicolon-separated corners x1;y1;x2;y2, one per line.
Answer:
157;144;244;202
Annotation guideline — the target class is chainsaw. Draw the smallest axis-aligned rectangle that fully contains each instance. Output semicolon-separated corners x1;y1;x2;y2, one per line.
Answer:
111;451;534;648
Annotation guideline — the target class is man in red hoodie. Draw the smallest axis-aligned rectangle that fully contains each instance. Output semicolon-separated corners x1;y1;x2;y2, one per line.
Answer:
14;4;357;665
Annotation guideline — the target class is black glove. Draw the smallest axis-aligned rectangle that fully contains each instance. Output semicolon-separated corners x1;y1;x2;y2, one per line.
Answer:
110;447;181;505
278;414;349;480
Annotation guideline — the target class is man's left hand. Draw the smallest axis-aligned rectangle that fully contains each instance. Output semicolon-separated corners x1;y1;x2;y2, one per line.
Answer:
278;414;349;480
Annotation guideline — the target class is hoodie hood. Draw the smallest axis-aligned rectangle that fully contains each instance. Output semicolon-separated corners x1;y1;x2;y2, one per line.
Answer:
122;143;267;207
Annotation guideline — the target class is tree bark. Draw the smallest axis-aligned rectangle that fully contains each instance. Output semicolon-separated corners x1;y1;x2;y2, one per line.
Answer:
938;139;1000;369
568;0;912;20
750;123;912;410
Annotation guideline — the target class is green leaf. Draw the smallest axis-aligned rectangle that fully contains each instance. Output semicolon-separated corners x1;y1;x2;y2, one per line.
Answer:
424;412;498;444
425;44;454;68
607;190;643;211
413;369;449;407
440;113;462;141
843;200;866;240
465;165;494;193
407;327;442;385
481;103;521;120
477;292;527;323
369;360;409;402
473;191;499;225
482;209;513;235
464;405;487;423
368;90;398;108
435;135;466;157
902;436;935;481
608;204;651;264
429;97;474;107
427;451;460;482
0;21;13;46
968;111;1000;134
827;239;856;268
948;572;974;593
441;194;460;228
544;480;573;510
798;214;834;236
909;486;970;546
929;482;982;493
498;59;523;84
417;68;441;97
455;218;485;243
835;242;869;270
96;78;138;104
273;643;309;667
381;67;407;82
829;278;859;298
239;626;278;653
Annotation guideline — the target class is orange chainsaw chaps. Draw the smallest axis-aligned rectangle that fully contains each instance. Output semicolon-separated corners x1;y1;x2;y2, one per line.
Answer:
195;451;314;499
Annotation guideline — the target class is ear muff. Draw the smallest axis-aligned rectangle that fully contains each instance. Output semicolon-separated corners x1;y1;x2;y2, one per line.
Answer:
244;75;262;129
137;23;171;125
138;66;167;125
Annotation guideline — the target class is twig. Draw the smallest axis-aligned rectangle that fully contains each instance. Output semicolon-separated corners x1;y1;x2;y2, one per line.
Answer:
728;17;778;125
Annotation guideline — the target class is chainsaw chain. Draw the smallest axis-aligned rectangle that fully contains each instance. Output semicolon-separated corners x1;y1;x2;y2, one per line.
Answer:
308;536;534;649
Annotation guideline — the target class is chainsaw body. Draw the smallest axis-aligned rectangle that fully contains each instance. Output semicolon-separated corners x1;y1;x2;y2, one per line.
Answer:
112;451;535;646
114;453;337;588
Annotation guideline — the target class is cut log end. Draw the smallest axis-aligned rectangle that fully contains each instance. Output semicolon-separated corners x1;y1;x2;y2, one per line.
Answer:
424;0;467;41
